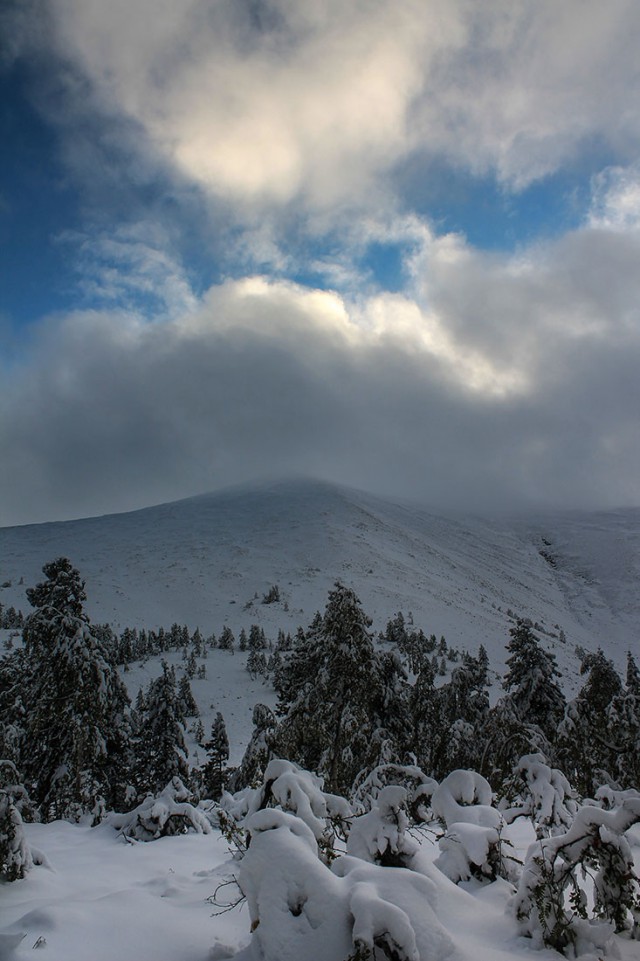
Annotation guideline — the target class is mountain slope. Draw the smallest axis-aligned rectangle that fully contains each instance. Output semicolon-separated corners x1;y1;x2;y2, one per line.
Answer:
1;479;638;685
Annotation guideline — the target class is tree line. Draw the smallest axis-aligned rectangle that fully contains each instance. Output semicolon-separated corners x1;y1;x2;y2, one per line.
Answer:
1;559;639;856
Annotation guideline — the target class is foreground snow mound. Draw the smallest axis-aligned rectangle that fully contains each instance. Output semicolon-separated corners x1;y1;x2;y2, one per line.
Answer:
237;807;457;961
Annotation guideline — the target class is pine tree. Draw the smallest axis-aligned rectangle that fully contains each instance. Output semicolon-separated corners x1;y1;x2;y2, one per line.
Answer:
276;583;401;794
503;620;565;741
22;558;132;820
137;661;189;795
229;704;276;791
558;649;624;795
428;652;490;779
177;674;198;717
200;712;230;800
218;626;235;652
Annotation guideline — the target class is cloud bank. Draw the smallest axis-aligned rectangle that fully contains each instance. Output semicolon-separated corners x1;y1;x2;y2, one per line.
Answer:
2;199;639;525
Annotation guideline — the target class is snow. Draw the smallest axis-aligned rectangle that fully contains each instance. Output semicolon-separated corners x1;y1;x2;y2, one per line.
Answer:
2;479;640;960
0;821;249;961
0;795;639;961
1;479;638;691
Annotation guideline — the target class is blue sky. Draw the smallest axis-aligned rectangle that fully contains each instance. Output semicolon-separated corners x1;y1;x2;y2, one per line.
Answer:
1;0;640;524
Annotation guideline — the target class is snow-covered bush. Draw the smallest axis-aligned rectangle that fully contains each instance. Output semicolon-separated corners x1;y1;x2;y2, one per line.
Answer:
351;762;438;824
0;760;33;881
222;759;352;861
431;769;499;829
0;789;32;881
347;786;418;867
108;777;213;841
501;753;578;837
238;807;455;961
513;796;640;954
431;770;516;883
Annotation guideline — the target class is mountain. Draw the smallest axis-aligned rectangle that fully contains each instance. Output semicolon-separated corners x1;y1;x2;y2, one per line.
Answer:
1;479;638;687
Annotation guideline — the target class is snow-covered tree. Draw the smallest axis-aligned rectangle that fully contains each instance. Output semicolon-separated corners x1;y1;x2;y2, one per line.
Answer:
503;620;565;741
200;712;230;800
177;674;198;717
426;652;490;779
276;584;405;794
22;558;132;820
108;777;213;841
229;704;277;791
0;760;33;881
513;796;640;953
558;649;624;795
136;661;189;796
501;753;578;838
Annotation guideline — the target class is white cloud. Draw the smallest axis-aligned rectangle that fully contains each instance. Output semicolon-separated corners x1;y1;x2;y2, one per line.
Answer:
589;163;640;232
58;222;199;317
34;0;640;214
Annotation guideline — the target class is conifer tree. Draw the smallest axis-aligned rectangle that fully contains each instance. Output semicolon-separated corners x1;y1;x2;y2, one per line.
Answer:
22;558;132;820
559;649;624;795
200;712;230;800
276;583;403;794
503;620;565;741
137;661;189;795
177;674;198;717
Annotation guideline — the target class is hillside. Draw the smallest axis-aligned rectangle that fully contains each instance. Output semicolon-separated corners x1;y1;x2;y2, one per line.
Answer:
1;479;638;688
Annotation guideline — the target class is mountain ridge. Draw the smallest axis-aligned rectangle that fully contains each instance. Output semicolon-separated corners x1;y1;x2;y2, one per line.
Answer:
1;478;638;689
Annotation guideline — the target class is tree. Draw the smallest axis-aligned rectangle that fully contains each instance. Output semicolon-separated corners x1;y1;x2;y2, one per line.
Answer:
200;712;230;800
136;661;189;795
503;620;565;741
558;650;625;796
276;583;403;794
427;652;490;779
177;674;198;717
22;558;132;820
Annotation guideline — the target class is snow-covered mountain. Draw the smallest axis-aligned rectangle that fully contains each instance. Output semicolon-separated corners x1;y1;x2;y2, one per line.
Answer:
1;479;638;684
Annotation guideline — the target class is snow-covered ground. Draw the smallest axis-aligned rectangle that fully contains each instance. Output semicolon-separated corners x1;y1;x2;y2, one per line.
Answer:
1;479;639;689
3;812;640;961
3;479;640;961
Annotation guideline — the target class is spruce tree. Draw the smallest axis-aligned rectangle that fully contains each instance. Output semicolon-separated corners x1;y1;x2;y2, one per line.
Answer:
200;712;230;800
22;558;132;820
276;583;401;794
559;649;624;795
503;620;565;741
137;661;189;795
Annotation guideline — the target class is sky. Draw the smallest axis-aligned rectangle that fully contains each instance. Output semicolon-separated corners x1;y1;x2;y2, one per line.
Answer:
1;0;640;526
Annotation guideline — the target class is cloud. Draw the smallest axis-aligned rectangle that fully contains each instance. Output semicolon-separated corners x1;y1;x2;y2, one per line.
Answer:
19;0;640;217
2;213;639;525
58;222;199;317
589;163;640;232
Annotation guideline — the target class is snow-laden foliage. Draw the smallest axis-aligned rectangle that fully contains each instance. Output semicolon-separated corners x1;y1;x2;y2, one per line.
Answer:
238;808;455;961
135;661;189;796
228;704;277;793
221;759;351;862
351;761;438;823
502;753;578;837
347;785;418;868
108;777;213;841
432;770;517;883
275;583;409;795
431;770;500;829
513;795;640;953
0;762;33;881
197;712;230;801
